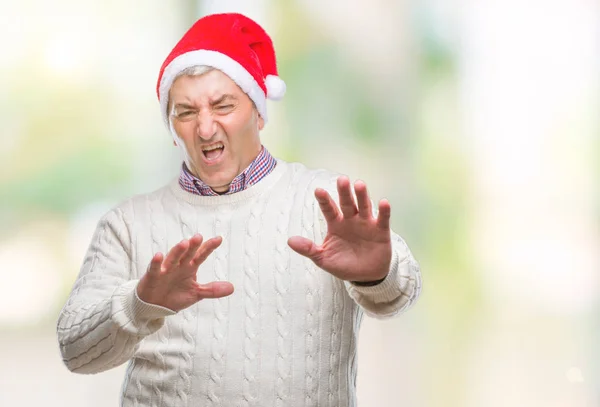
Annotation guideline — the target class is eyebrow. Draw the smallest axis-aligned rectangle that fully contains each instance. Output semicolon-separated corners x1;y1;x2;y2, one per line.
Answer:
210;94;237;105
173;95;237;110
174;103;196;110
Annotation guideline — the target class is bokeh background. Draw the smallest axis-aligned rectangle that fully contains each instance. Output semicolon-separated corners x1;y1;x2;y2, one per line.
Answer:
1;0;599;406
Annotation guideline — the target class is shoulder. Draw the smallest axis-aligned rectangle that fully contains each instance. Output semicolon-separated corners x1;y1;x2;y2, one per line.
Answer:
276;159;342;192
99;180;178;225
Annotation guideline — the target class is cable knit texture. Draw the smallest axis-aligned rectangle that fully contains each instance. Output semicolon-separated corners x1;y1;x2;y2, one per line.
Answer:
57;160;422;407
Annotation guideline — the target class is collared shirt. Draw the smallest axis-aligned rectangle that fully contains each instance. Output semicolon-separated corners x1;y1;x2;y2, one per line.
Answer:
178;146;277;196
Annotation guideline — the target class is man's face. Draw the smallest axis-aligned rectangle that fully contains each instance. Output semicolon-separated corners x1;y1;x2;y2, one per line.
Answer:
169;69;264;193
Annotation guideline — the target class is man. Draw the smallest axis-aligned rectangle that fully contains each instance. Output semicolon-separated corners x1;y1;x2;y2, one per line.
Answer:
57;12;422;406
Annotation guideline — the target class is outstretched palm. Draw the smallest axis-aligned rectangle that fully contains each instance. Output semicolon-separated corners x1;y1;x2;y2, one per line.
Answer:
288;176;392;282
137;234;234;312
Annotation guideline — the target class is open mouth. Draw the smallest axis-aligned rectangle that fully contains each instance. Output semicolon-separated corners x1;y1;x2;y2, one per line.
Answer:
201;142;225;162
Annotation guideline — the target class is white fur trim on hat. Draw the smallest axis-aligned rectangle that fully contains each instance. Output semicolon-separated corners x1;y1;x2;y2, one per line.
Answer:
158;49;268;127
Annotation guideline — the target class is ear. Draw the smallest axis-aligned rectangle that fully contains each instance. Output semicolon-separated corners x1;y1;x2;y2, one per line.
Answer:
173;140;177;146
258;114;265;131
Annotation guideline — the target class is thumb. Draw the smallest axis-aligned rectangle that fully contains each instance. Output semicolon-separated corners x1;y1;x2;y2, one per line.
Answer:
287;236;323;264
195;281;235;300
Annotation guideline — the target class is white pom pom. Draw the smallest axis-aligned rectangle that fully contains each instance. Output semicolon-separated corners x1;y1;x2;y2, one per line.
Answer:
265;75;286;100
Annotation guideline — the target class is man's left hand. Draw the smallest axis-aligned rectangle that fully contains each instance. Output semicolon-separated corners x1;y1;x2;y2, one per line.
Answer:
288;176;392;282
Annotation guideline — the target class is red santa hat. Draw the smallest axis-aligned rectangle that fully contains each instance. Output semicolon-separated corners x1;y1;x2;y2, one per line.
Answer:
156;13;286;127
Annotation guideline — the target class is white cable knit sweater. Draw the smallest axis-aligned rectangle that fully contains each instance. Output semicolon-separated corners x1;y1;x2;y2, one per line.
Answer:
57;160;422;407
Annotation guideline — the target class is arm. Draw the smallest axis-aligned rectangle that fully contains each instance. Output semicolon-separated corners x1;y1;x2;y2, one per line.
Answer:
344;232;422;318
56;208;175;374
289;175;422;319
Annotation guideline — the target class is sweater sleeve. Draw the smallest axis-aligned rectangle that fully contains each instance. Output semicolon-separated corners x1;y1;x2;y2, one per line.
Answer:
344;233;422;319
314;176;422;319
56;207;175;374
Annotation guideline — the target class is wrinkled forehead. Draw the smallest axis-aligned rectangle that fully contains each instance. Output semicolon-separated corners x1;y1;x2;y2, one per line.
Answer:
168;69;246;105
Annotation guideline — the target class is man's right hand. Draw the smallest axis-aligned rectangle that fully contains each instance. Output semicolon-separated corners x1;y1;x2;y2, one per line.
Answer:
136;234;234;312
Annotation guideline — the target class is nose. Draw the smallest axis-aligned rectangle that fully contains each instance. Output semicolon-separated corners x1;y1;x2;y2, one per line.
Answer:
196;111;217;140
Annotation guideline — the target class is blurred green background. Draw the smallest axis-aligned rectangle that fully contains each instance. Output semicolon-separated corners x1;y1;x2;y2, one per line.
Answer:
1;0;598;406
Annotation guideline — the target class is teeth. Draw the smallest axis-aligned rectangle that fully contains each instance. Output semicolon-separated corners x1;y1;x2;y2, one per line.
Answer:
202;143;223;152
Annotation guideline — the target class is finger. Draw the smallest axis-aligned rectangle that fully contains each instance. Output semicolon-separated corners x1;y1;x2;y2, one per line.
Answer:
180;234;204;265
375;199;392;231
163;240;190;270
315;188;340;223
191;236;223;266
287;236;324;265
354;180;372;219
147;253;164;275
194;281;235;300
337;176;358;218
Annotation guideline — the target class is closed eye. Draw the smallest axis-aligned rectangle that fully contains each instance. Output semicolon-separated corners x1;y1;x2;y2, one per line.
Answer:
172;109;198;122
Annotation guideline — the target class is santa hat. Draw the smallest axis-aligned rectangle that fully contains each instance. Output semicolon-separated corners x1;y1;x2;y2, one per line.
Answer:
156;13;286;127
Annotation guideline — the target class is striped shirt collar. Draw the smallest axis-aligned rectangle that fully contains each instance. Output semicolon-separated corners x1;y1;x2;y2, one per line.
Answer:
178;146;277;196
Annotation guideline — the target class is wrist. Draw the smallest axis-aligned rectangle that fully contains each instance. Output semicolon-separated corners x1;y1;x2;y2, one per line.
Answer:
351;273;388;287
136;278;164;309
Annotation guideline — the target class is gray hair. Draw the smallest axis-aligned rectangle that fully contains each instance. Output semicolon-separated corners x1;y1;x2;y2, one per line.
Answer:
175;65;215;79
167;65;215;119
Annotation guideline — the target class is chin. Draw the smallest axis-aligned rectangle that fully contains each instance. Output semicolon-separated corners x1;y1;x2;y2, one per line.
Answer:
192;161;232;181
